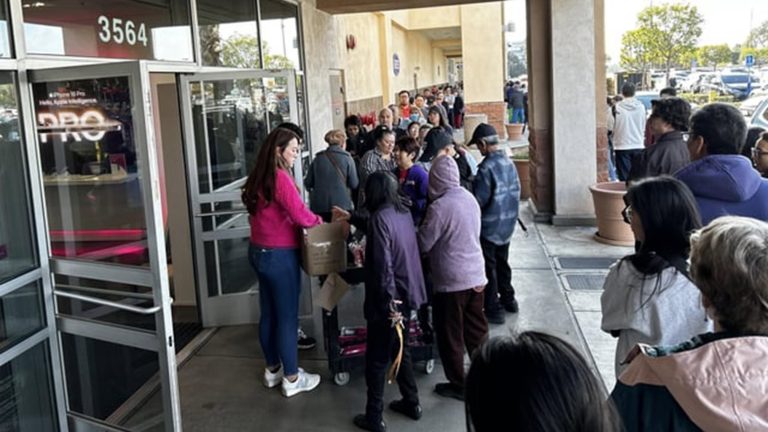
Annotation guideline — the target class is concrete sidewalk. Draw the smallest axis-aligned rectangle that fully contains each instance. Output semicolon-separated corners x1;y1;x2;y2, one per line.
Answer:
160;200;631;432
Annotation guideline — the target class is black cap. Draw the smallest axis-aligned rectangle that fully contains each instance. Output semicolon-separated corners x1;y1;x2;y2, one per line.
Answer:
468;123;500;146
419;128;453;163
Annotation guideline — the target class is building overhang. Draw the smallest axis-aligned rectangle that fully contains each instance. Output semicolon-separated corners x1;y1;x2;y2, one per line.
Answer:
317;0;498;14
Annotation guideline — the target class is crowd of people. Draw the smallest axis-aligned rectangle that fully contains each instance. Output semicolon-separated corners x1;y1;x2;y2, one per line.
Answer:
242;81;768;431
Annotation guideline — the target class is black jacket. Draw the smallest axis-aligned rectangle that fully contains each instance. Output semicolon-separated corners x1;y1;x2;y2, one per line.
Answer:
628;130;690;183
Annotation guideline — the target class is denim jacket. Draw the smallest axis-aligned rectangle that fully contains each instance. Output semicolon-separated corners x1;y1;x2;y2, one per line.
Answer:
472;150;520;245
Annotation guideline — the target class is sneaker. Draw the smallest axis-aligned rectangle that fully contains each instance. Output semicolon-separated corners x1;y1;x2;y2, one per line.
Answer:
389;399;422;420
502;298;519;314
281;368;321;398
353;414;387;432
297;328;317;350
434;382;465;401
263;366;283;388
485;308;505;325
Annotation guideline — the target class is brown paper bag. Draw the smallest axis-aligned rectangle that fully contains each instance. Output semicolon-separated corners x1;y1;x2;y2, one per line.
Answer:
316;273;350;311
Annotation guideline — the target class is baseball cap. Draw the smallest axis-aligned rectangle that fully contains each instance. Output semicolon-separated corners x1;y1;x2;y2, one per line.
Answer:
419;128;453;163
468;123;500;146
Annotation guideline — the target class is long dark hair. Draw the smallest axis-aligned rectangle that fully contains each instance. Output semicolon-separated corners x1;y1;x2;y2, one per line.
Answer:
241;128;299;214
465;332;620;432
364;171;407;214
621;176;702;307
428;106;450;131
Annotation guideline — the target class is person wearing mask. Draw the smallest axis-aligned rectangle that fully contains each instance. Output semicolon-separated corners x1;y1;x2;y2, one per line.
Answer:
418;155;488;402
242;128;323;398
345;115;369;159
393;137;428;226
419;128;473;190
612;83;647;181
350;171;427;432
601;176;711;377
466;333;620;432
304;129;358;222
469;124;521;325
752;131;768;178
627;97;691;182
675;103;768;224
613;216;768;431
644;86;678;148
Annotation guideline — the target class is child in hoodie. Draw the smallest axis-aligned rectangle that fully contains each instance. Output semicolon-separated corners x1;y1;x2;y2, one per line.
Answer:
418;155;488;401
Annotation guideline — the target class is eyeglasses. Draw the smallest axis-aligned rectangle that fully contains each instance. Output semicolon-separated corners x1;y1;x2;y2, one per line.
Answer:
622;205;632;225
751;147;768;158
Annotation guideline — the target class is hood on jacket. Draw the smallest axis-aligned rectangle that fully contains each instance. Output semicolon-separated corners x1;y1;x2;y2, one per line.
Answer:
619;336;768;431
618;97;646;112
428;155;460;200
676;155;762;202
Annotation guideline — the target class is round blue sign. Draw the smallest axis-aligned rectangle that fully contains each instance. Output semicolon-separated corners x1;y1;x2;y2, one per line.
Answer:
393;53;400;76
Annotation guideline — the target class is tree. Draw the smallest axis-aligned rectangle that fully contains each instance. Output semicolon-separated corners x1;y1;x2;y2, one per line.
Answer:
507;52;526;79
619;4;704;81
696;44;732;70
219;34;295;70
746;20;768;49
620;28;655;86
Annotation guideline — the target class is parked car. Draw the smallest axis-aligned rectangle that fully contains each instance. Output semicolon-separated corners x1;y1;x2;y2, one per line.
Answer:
740;95;768;119
702;73;759;100
681;72;714;93
749;97;768;129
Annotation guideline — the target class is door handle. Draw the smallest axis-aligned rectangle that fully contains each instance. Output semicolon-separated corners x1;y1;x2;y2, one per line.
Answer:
54;289;172;315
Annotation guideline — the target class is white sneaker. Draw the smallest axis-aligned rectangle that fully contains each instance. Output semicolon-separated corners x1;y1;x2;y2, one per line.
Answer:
263;366;283;388
281;368;321;398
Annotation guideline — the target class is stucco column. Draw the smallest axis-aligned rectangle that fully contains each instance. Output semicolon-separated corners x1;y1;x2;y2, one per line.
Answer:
550;0;598;224
460;3;506;135
377;13;394;105
526;0;554;218
594;0;609;182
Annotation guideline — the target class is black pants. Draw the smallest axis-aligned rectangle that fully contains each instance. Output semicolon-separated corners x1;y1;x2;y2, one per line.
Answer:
433;289;488;387
365;318;419;422
614;149;642;182
480;239;514;313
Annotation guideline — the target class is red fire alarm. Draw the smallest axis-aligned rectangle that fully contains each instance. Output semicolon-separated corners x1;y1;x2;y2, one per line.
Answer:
346;35;356;50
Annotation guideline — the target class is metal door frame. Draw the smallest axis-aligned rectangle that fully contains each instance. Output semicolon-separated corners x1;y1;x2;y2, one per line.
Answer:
26;61;182;431
179;69;299;327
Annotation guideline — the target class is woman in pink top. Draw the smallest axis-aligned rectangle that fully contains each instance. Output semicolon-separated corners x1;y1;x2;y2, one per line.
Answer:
241;128;323;398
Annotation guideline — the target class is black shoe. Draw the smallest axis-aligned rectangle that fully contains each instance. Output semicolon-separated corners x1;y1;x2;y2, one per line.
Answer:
389;399;423;420
353;414;386;432
434;382;465;401
485;309;505;325
502;298;519;314
297;328;316;350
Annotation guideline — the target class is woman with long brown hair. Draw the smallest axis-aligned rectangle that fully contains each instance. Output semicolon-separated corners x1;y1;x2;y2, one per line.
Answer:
242;127;323;398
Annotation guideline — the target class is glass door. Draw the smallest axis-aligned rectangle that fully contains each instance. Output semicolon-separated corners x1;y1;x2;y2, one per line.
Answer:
27;61;181;431
179;70;300;327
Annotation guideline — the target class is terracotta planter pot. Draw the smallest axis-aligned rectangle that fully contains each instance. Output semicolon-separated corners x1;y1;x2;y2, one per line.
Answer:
589;182;634;246
505;123;524;140
513;159;530;200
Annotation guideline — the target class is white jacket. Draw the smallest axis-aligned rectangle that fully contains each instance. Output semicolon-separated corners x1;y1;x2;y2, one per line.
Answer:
612;97;647;150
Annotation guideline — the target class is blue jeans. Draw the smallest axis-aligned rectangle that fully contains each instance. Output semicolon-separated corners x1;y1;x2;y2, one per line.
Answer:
512;108;525;124
614;149;642;182
249;245;301;376
607;136;617;181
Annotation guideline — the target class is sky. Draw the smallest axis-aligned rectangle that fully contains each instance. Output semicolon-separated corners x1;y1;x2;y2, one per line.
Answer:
505;0;768;65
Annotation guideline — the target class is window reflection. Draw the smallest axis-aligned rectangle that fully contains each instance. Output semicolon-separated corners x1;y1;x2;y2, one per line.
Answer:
260;0;301;70
33;77;149;265
197;0;261;68
0;73;36;284
22;0;192;61
0;342;57;431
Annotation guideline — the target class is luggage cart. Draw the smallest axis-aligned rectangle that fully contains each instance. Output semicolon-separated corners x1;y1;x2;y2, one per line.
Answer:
322;268;435;386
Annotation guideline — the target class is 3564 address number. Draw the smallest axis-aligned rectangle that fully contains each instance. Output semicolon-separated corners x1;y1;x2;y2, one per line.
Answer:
97;16;148;47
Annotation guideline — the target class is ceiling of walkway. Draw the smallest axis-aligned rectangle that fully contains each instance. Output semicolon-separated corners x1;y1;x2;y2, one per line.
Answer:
317;0;497;14
418;27;462;57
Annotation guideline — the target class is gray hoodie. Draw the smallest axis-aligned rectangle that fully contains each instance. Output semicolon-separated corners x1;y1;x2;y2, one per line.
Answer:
418;156;487;293
613;97;647;151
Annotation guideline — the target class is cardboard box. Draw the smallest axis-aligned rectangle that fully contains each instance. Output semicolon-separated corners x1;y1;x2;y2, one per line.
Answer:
315;273;350;311
302;222;347;276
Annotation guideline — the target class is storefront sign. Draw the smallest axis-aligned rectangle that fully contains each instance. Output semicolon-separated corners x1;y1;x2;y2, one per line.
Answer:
393;53;400;77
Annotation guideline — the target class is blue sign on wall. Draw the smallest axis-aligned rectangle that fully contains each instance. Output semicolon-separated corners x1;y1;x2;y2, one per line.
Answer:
393;53;400;76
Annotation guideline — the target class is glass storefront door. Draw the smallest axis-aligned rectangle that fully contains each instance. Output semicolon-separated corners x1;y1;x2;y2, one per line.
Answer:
179;70;300;327
28;61;181;431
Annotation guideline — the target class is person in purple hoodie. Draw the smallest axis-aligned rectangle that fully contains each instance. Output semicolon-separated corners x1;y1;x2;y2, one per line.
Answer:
675;103;768;224
418;156;488;402
353;171;427;432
